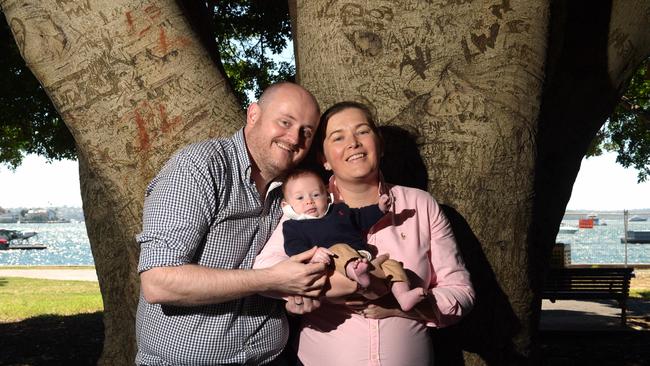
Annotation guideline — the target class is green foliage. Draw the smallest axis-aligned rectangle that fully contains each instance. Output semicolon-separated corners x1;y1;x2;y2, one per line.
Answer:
0;277;103;321
0;17;76;169
209;0;295;108
587;58;650;182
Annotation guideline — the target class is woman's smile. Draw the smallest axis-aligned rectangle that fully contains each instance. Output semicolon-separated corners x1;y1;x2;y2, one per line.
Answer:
346;152;367;161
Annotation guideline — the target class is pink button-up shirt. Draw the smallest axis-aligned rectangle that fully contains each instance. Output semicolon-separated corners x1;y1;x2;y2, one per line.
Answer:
255;180;475;366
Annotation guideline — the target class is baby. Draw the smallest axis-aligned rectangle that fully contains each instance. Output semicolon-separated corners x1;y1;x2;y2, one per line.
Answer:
281;169;426;311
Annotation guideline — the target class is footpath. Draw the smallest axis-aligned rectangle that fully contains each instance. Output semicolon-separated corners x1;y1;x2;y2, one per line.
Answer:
541;298;650;331
0;267;98;282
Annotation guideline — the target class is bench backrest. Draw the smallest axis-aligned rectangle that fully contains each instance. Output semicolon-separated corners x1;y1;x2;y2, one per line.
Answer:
543;267;634;296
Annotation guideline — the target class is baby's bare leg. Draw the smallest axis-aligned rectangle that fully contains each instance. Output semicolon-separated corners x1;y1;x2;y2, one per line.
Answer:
392;282;426;312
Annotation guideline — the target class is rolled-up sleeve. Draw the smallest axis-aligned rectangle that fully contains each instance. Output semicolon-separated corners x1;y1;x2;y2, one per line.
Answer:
426;197;475;328
136;151;216;273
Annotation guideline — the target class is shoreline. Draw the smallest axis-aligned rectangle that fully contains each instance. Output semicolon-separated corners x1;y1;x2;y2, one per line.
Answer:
0;266;98;281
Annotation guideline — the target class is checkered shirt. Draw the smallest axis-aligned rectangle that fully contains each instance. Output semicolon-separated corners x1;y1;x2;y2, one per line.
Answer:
135;129;287;365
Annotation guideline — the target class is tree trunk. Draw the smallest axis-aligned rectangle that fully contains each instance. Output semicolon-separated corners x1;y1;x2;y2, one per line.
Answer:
290;0;650;365
3;0;650;365
291;1;547;363
1;0;241;364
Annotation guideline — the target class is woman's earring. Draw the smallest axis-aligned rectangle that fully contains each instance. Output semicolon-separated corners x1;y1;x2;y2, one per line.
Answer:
324;163;331;170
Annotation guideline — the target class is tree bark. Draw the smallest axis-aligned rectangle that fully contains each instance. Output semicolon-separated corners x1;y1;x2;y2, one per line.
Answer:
1;0;241;364
291;1;547;363
290;0;650;365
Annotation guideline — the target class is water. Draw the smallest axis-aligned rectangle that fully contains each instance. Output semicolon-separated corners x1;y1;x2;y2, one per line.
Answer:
0;222;94;266
557;219;650;264
1;219;649;266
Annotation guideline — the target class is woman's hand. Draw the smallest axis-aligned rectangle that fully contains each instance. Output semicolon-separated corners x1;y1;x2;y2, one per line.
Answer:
359;303;402;319
347;293;438;321
285;295;322;314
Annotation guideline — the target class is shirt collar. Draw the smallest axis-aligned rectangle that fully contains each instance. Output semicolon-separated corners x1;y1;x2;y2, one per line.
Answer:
232;128;254;184
282;195;334;221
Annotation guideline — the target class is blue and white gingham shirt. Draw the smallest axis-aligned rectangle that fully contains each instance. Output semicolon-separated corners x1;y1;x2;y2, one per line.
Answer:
135;129;287;365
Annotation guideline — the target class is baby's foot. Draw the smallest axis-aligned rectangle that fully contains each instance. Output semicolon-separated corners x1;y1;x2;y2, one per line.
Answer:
346;258;371;288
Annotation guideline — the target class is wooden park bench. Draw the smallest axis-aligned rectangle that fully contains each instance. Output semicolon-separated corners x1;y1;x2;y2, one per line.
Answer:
541;267;635;325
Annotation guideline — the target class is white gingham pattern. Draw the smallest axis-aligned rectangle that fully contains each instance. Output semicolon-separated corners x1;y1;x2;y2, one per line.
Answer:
135;129;287;365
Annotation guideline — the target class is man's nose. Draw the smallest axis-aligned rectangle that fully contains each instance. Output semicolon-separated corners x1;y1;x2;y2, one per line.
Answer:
286;127;299;145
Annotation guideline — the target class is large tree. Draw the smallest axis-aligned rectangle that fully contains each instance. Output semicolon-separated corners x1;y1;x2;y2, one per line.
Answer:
1;1;649;365
2;4;649;177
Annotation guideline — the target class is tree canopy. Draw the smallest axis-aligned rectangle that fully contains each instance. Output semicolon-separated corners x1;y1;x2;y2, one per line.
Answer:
588;58;650;182
1;2;647;179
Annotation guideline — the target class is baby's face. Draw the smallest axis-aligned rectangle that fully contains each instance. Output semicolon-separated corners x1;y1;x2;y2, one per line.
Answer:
283;175;329;217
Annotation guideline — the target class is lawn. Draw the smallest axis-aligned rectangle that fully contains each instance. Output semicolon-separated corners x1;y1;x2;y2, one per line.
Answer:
0;274;649;365
0;277;103;321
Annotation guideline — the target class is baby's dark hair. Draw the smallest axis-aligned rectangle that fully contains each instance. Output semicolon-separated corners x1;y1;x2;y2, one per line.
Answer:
281;169;327;196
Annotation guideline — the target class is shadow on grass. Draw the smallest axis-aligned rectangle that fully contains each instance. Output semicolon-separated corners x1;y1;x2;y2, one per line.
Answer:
0;312;103;365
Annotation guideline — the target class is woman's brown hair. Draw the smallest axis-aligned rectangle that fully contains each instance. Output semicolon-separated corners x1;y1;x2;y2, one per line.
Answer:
315;101;384;156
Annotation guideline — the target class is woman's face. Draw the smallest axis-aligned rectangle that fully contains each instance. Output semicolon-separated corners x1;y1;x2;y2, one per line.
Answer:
321;107;381;184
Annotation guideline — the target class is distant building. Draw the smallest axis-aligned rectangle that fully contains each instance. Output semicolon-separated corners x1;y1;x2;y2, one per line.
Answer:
0;212;19;223
22;208;69;223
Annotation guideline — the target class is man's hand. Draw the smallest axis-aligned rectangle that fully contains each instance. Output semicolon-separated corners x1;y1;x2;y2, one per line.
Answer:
266;247;328;297
285;295;321;314
378;194;392;213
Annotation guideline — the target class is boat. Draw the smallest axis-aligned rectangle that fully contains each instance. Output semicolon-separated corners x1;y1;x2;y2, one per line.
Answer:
558;224;579;234
578;218;594;228
620;230;650;244
587;213;600;225
629;215;648;222
0;229;47;250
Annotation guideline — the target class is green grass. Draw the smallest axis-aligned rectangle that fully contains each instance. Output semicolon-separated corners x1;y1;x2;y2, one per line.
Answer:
0;277;103;322
630;288;650;299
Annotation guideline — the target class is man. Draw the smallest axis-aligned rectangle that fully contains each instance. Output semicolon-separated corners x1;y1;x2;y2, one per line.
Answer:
135;82;326;365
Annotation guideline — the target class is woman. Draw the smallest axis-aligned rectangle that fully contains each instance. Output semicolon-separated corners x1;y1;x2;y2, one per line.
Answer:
255;101;475;365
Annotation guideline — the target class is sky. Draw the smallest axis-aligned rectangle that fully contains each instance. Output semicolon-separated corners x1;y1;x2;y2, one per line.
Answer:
1;151;649;211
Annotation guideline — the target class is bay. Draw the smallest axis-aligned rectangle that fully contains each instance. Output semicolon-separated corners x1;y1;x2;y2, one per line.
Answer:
557;219;650;264
2;219;650;266
0;222;94;266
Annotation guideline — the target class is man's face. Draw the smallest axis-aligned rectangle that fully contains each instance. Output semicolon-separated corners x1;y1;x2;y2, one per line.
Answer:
283;174;329;217
245;85;320;179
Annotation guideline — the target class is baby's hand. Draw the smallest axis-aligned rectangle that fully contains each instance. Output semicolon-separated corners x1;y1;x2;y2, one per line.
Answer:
378;194;392;213
310;247;334;265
